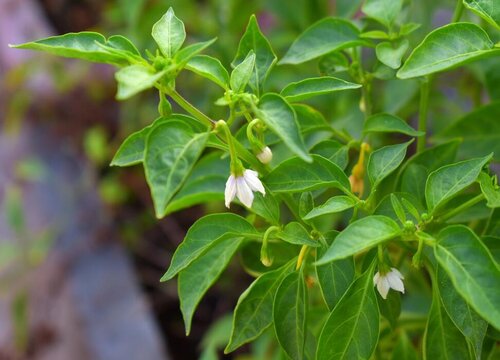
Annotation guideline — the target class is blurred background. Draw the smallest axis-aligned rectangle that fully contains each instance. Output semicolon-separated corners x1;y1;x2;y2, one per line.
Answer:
0;0;498;359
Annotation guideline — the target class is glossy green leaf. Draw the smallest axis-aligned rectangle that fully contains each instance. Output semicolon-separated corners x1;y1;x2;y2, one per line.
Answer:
279;18;366;65
185;55;230;89
425;154;492;214
316;262;379;360
437;266;487;359
280;76;361;102
375;39;409;69
225;261;294;353
162;213;259;281
391;194;407;224
315;232;355;310
317;215;401;263
363;113;423;137
463;0;500;29
232;15;277;91
424;285;469;360
401;164;428;205
152;7;186;58
435;225;500;330
256;93;311;161
303;195;357;220
310;140;349;170
294;104;331;134
115;64;165;100
273;270;307;360
276;222;319;247
437;102;500;160
251;190;281;225
318;52;350;74
264;155;351;193
374;192;425;223
479;172;500;208
10;32;138;65
368;140;413;187
362;0;403;28
144;121;208;217
397;23;498;79
230;51;255;92
361;30;390;39
174;38;217;65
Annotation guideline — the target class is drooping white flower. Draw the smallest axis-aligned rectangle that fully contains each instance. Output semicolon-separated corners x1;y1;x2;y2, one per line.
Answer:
256;146;273;164
225;169;265;208
373;268;405;299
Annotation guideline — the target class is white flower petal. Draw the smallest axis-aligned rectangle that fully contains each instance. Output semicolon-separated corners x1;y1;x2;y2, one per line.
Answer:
390;267;404;280
387;272;405;294
224;175;237;208
243;170;265;195
236;176;254;208
376;276;390;299
373;272;380;286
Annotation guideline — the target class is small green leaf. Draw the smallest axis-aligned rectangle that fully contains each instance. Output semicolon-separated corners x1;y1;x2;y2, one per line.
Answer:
115;64;165;100
174;38;217;66
185;55;230;89
318;52;350;74
280;76;361;102
375;40;409;69
256;93;311;161
397;23;498;79
479;172;500;208
463;0;500;30
400;23;421;36
276;222;319;247
317;215;401;263
435;225;500;330
390;194;407;224
363;113;423;137
232;15;277;92
362;0;403;28
152;7;186;58
316;261;379;360
144;121;208;217
360;30;390;39
230;51;256;92
179;236;242;335
225;261;294;353
162;213;259;281
264;155;351;193
425;154;492;214
303;195;357;220
310;140;349;170
368;140;413;187
279;18;367;65
273;270;307;360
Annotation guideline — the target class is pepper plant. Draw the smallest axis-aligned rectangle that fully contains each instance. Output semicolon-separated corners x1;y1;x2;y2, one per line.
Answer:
10;1;500;358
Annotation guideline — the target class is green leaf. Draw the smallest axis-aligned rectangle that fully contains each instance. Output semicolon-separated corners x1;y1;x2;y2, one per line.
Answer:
437;266;488;359
251;190;281;225
303;195;357;220
10;32;138;65
391;332;419;360
318;52;350;74
162;213;259;281
375;40;409;69
378;291;401;329
273;270;307;360
232;15;277;92
401;164;428;205
310;140;349;170
437;102;500;160
435;225;500;330
424;284;470;360
280;76;361;102
391;194;407;224
397;23;498;79
362;0;403;28
316;262;379;360
463;0;500;30
230;51;256;92
363;113;423;137
264;155;351;193
225;261;294;353
315;232;355;310
479;172;500;208
279;18;367;65
152;7;186;58
185;55;230;89
179;236;242;335
317;215;401;263
368;140;413;187
276;222;319;247
174;38;217;66
256;93;311;161
144;121;208;217
425;154;492;214
361;30;390;40
294;104;331;134
115;64;165;100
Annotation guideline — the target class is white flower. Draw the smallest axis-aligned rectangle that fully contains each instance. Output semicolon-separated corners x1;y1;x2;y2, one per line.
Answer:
256;146;273;164
373;268;405;299
225;169;265;208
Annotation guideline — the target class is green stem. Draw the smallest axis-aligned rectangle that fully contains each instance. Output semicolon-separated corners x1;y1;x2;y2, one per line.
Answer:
437;193;485;222
451;0;464;22
417;78;430;153
168;89;214;127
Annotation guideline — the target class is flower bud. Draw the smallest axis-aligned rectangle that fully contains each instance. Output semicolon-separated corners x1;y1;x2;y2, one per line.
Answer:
256;146;273;164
